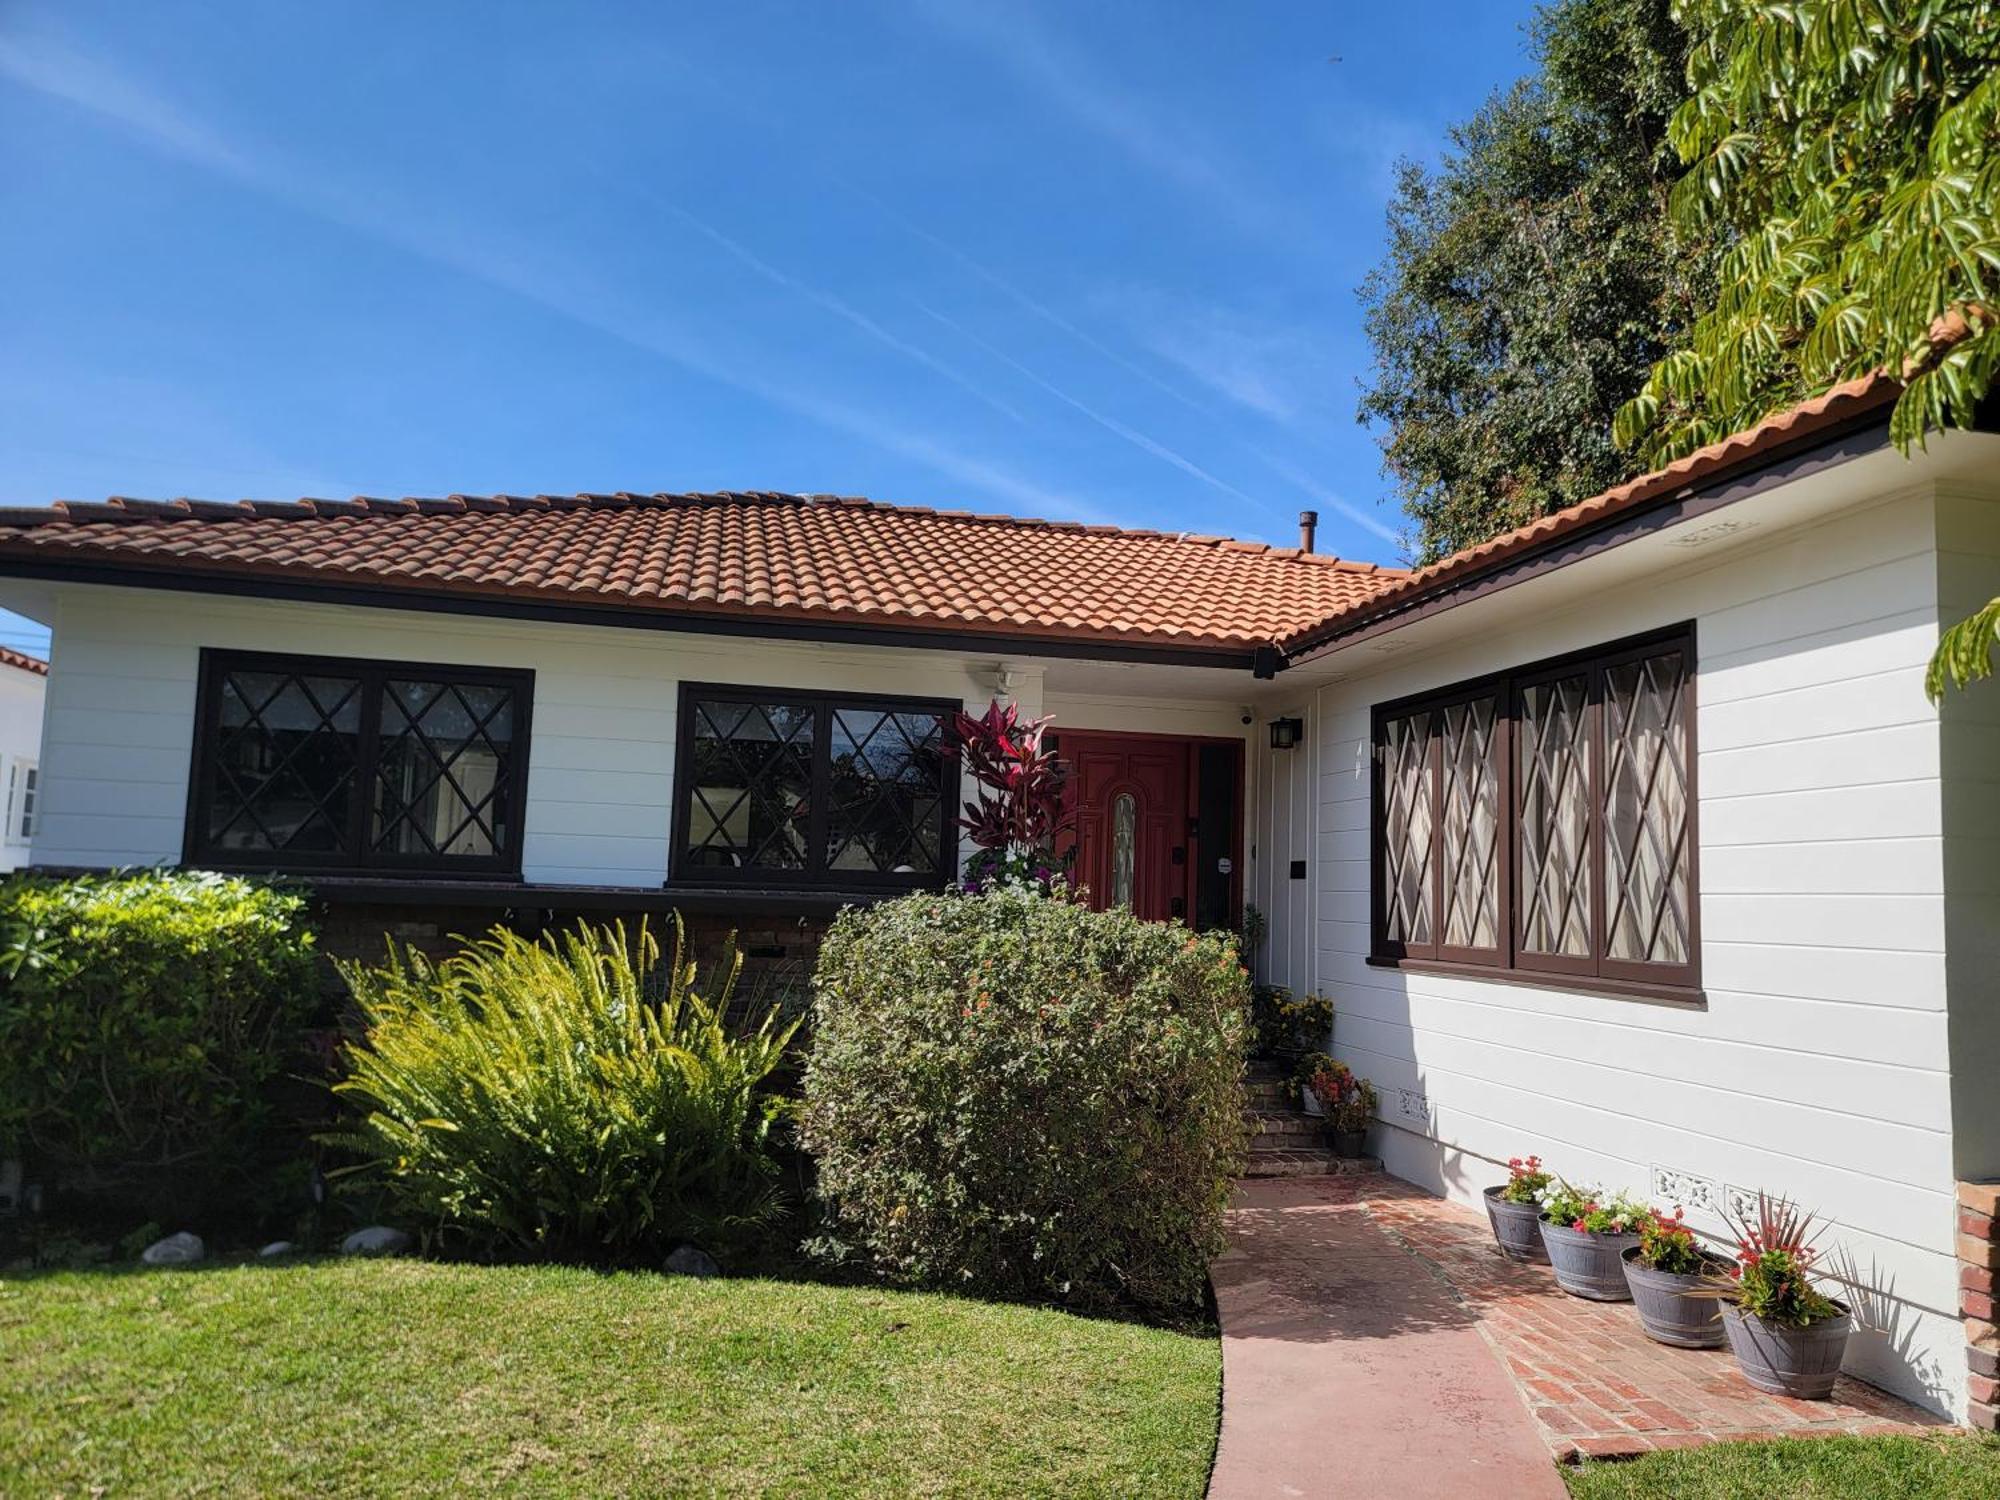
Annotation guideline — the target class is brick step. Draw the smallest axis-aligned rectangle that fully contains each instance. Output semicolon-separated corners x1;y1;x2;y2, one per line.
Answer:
1241;1148;1382;1179
1244;1081;1293;1108
1246;1109;1323;1141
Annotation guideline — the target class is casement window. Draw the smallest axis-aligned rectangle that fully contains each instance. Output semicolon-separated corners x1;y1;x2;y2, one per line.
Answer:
1371;625;1698;997
672;684;960;890
5;758;36;844
185;649;533;875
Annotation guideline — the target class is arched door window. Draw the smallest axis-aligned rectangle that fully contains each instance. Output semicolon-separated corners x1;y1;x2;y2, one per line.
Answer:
1109;791;1137;908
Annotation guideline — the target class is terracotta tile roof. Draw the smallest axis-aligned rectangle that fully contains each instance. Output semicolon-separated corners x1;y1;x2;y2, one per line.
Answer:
0;645;47;677
1278;372;1904;654
0;490;1402;653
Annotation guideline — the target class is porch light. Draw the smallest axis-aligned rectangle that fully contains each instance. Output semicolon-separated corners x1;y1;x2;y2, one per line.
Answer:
1268;716;1303;750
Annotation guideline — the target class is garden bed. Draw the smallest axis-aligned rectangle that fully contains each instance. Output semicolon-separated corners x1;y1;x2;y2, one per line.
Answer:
1;1259;1220;1497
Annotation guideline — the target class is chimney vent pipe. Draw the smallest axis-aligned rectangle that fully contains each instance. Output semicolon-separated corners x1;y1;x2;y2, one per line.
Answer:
1298;510;1318;553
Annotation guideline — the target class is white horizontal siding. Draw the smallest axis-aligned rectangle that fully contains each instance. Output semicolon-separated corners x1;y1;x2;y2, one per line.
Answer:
32;586;1012;885
1290;483;1969;1416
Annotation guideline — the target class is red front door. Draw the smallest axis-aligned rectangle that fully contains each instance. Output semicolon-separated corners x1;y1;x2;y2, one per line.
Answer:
1056;731;1194;923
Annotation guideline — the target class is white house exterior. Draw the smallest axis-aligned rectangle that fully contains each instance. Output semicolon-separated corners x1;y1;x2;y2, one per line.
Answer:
0;647;47;874
0;374;1994;1420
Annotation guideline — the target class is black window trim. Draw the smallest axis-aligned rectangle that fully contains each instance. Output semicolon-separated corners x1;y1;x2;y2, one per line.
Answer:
669;680;962;892
1367;623;1701;1002
184;647;535;878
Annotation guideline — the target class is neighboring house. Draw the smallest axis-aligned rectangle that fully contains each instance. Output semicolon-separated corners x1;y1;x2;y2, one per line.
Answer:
0;371;1994;1419
0;645;47;873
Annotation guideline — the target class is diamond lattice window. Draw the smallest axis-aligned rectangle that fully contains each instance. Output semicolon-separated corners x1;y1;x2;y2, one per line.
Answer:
190;651;531;874
1372;628;1697;991
677;688;957;888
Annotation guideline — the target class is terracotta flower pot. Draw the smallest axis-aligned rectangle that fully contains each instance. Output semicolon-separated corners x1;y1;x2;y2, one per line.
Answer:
1622;1247;1726;1347
1539;1219;1641;1300
1721;1302;1852;1399
1483;1186;1549;1263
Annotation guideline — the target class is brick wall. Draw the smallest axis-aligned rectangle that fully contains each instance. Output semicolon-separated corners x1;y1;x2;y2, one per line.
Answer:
1961;1180;1999;1430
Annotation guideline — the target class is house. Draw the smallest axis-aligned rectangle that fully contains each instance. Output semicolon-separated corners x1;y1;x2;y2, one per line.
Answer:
0;646;47;874
0;371;1993;1420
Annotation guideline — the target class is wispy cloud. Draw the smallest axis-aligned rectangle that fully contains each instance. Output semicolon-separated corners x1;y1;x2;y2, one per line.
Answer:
902;0;1288;237
920;304;1286;527
1248;448;1402;549
1107;290;1329;424
0;29;1099;521
630;187;1027;424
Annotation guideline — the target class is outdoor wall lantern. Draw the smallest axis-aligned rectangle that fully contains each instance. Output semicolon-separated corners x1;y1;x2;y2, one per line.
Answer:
1268;716;1304;750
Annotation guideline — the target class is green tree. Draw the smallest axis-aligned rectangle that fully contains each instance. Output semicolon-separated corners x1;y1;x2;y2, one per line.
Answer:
1358;0;1710;563
1615;0;2000;462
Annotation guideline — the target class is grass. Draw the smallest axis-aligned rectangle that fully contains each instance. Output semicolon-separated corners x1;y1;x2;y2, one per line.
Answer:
1564;1433;2000;1499
0;1258;1220;1498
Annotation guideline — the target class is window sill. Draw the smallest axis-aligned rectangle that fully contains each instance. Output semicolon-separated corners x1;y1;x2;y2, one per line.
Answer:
1364;955;1706;1009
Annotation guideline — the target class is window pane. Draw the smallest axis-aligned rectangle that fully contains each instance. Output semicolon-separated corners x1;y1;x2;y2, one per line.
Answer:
1604;650;1691;964
686;700;814;870
373;679;519;859
1381;711;1435;945
205;670;364;853
1439;696;1499;949
826;708;946;874
1517;675;1592;957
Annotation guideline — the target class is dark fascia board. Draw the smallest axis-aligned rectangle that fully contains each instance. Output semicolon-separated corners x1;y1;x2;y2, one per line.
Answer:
1282;407;1896;668
0;557;1262;671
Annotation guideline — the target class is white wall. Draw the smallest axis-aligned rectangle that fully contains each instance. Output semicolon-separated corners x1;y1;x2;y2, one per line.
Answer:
1937;484;2000;1182
1295;485;1969;1416
0;663;45;873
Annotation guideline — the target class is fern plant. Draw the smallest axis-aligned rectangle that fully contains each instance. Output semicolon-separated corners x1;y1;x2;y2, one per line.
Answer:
327;917;798;1263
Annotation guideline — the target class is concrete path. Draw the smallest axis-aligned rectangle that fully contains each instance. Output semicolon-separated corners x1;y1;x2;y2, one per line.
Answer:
1208;1176;1564;1500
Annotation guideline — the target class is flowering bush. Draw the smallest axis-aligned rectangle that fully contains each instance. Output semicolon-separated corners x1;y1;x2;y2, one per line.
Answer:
1250;986;1334;1056
1330;1072;1377;1134
946;699;1072;896
1499;1154;1552;1206
1537;1179;1647;1234
803;890;1249;1315
1711;1193;1841;1326
1635;1205;1714;1275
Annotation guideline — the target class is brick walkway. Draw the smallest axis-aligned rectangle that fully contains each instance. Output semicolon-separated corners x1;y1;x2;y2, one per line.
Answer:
1219;1172;1947;1477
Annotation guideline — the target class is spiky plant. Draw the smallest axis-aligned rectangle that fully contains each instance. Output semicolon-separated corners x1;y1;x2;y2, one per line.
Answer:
326;916;798;1264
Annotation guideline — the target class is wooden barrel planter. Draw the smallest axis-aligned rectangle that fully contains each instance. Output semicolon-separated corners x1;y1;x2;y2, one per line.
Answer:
1721;1303;1852;1399
1539;1220;1641;1300
1483;1187;1549;1263
1621;1248;1725;1347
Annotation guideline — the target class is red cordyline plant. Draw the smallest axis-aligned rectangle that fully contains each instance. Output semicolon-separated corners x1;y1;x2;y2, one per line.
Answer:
944;699;1073;894
1700;1192;1841;1327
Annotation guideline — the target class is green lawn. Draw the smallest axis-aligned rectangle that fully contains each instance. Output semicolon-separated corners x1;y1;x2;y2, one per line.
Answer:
1564;1433;2000;1499
0;1258;1220;1498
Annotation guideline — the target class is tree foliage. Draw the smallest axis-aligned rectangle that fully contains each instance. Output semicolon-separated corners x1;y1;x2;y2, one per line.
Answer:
1616;0;2000;462
1358;0;1711;562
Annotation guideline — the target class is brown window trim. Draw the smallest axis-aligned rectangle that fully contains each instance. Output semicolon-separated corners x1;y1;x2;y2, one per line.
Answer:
1364;955;1706;1010
1369;623;1699;991
669;682;962;893
184;647;534;878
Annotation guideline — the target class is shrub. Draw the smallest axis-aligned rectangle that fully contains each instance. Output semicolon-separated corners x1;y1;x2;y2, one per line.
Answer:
0;870;319;1225
328;917;797;1263
803;890;1248;1315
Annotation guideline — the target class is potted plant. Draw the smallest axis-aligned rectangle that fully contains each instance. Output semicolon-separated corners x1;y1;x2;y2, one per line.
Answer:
1291;1052;1339;1116
1622;1205;1727;1347
1537;1181;1647;1300
1483;1155;1552;1263
1328;1073;1375;1158
1251;987;1334;1061
1701;1193;1852;1399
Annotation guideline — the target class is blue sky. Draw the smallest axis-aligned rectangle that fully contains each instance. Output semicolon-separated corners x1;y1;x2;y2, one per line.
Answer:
0;1;1541;659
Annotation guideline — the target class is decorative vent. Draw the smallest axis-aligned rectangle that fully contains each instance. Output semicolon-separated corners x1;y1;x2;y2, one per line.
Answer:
1724;1183;1764;1221
1650;1165;1718;1213
1666;518;1760;549
1396;1088;1433;1129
